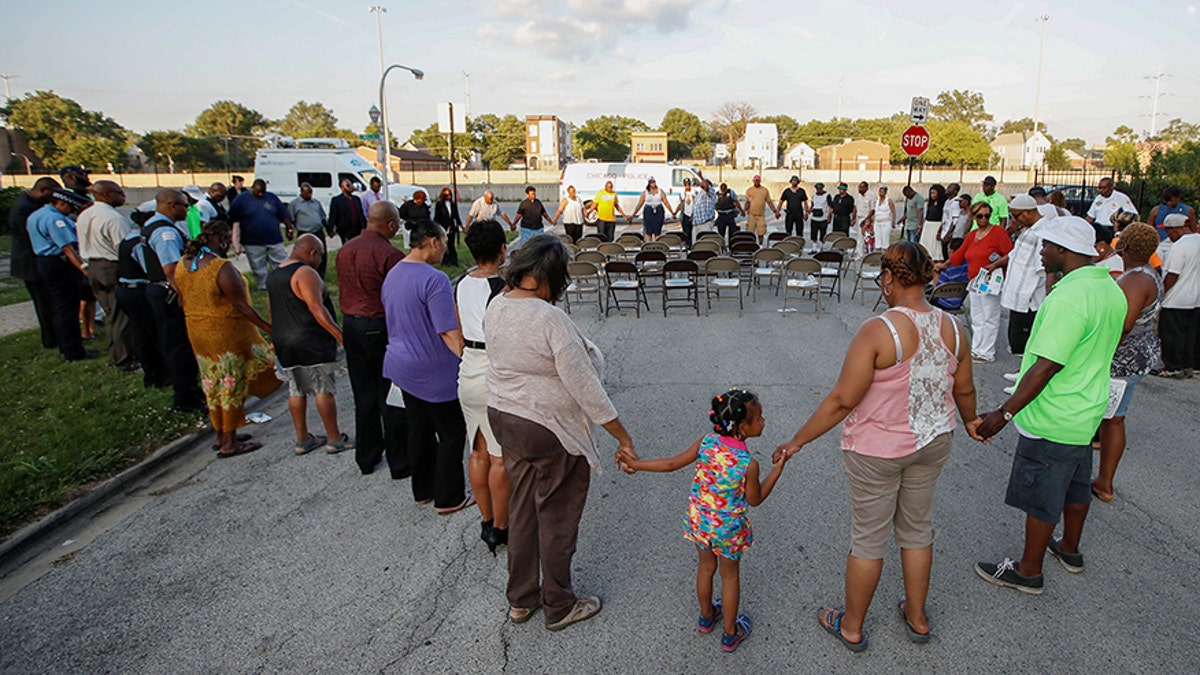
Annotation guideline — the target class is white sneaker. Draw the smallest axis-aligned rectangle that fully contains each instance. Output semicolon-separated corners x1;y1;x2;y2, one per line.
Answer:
1002;385;1015;395
1003;372;1019;382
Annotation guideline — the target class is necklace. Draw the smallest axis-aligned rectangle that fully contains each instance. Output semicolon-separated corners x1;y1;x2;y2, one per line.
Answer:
515;286;539;292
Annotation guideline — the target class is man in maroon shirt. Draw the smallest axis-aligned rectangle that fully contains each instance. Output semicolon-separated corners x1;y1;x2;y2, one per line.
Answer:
336;200;409;477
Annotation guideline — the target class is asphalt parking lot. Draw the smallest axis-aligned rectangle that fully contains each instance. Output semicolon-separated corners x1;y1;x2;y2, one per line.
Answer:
1;232;1198;673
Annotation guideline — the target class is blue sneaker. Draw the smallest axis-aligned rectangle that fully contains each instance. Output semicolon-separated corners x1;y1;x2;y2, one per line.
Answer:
720;614;751;652
698;598;723;634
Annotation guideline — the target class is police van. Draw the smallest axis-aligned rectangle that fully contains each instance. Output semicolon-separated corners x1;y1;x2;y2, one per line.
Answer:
559;162;706;219
253;136;425;206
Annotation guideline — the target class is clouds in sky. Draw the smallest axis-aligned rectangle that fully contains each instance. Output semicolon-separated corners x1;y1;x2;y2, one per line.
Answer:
479;0;704;58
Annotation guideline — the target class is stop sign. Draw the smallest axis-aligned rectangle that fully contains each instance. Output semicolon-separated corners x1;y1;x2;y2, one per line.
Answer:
901;125;930;157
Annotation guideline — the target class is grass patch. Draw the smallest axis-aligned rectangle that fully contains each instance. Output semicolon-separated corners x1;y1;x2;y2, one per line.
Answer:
0;233;484;539
0;276;30;306
0;328;205;539
0;235;30;307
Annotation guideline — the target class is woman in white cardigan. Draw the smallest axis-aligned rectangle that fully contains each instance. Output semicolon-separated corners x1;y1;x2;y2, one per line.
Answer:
485;234;636;631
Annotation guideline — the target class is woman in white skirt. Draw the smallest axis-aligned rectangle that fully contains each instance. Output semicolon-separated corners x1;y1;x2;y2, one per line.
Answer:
919;184;947;261
873;185;896;251
456;220;512;555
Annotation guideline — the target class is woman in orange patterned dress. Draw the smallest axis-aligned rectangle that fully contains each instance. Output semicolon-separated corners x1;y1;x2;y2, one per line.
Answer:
175;220;280;457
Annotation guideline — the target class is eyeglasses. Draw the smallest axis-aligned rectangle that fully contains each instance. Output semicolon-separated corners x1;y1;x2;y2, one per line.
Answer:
974;214;991;220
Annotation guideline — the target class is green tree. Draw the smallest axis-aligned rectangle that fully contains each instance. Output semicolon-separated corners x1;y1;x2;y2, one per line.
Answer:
139;131;220;171
0;90;127;170
406;122;473;164
278;100;344;139
930;90;993;134
471;114;525;168
1156;118;1200;144
999;117;1054;142
659;108;707;159
918;120;993;166
1104;126;1141;174
1044;144;1071;170
1060;137;1087;154
575;115;649;161
187;101;270;169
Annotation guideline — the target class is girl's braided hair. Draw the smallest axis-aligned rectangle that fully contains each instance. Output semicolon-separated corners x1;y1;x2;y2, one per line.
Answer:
709;388;758;436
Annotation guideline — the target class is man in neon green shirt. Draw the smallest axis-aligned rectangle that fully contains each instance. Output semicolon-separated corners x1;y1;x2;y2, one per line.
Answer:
586;180;627;242
972;216;1125;595
970;176;1009;231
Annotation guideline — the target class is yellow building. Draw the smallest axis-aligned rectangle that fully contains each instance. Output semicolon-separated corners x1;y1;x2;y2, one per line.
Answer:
631;131;668;163
817;139;891;171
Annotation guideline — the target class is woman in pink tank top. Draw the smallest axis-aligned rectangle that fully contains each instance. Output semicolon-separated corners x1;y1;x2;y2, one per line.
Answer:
775;242;983;652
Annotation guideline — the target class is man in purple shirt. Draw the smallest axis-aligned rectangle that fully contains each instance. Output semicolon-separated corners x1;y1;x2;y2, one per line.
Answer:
381;221;472;513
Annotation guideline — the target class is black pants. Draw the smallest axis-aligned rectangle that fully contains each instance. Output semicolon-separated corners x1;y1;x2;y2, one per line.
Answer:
24;278;57;349
679;215;694;246
34;256;86;360
563;223;583;243
596;220;616;242
145;284;205;409
716;212;739;243
442;226;460;266
1159;307;1200;371
1008;310;1037;356
116;284;168;388
402;391;467;508
832;216;851;235
810;220;829;243
785;212;804;237
344;315;409;477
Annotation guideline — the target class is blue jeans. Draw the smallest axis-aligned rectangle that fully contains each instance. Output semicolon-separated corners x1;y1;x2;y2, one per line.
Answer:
519;227;543;245
906;228;920;243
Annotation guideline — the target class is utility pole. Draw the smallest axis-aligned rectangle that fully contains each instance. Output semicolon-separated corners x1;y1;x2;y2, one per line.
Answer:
1032;14;1050;137
1143;67;1171;137
0;74;16;101
463;71;471;120
369;5;389;186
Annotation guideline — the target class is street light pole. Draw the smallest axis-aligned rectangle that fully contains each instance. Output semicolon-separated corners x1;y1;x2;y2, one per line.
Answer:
11;152;31;174
1032;14;1050;138
369;6;389;187
378;64;424;201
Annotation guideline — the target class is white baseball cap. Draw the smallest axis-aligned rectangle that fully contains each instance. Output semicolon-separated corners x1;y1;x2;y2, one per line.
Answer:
1009;194;1038;211
1163;213;1188;229
1041;216;1098;257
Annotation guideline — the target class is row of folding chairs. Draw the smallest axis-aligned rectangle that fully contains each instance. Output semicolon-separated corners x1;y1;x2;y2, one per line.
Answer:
564;253;824;318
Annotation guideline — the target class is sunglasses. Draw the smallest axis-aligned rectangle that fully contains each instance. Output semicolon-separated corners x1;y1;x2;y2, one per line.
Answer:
974;213;991;220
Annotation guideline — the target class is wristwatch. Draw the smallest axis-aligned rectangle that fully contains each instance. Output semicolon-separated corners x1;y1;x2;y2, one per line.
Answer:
999;407;1014;423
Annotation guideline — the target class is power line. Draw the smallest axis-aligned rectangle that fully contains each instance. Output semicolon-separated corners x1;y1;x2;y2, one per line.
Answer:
1141;68;1172;136
0;74;16;101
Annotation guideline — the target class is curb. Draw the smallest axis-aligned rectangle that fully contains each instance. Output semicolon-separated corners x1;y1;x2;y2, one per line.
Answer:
0;390;285;572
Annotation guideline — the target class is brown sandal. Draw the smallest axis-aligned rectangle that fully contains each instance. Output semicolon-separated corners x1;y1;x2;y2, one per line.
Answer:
546;596;602;631
508;606;539;624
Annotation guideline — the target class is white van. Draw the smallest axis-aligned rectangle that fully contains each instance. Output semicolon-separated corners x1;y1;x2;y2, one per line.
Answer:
253;137;425;207
559;163;705;218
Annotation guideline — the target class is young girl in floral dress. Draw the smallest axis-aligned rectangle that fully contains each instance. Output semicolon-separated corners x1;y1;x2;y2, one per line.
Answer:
618;389;788;652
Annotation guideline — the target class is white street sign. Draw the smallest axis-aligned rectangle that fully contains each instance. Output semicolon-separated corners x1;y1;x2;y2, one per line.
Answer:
910;96;930;125
438;102;466;134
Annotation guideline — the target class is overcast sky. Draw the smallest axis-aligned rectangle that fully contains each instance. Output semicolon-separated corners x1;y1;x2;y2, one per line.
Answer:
2;0;1198;145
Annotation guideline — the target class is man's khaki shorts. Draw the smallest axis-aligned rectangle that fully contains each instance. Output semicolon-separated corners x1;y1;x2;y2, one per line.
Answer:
746;213;767;235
